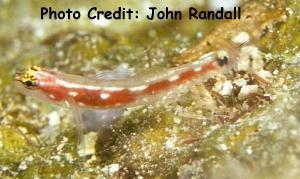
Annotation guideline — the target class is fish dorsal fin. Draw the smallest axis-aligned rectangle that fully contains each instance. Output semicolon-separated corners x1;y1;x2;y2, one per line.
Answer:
93;63;135;81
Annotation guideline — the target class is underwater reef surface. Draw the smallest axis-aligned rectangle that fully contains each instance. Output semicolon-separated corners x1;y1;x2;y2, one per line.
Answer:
0;0;299;178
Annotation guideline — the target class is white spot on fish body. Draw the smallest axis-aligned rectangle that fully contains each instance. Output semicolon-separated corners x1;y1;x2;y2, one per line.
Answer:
68;91;78;97
194;67;202;72
78;102;85;106
192;60;201;65
169;75;180;82
49;94;56;100
101;87;124;92
39;81;46;86
129;85;148;92
56;79;101;90
100;93;110;100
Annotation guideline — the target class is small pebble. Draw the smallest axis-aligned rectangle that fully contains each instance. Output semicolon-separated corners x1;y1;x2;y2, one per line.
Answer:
77;132;98;157
234;78;247;87
238;85;258;99
232;32;250;44
101;164;120;176
219;81;233;96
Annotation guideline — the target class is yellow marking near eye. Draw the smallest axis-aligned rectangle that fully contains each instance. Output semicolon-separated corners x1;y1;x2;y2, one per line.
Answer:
20;66;41;86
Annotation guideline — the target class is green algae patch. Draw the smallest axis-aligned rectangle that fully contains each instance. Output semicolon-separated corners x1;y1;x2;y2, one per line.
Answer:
261;0;300;54
0;126;29;165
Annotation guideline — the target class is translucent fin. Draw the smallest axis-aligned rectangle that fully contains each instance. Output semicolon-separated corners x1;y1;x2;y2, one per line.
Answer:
190;81;216;109
80;107;124;132
80;107;124;148
69;100;124;153
93;63;135;80
171;81;218;124
69;104;85;144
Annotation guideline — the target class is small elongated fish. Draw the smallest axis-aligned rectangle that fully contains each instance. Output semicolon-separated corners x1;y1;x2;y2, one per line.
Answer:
15;50;236;107
15;46;238;134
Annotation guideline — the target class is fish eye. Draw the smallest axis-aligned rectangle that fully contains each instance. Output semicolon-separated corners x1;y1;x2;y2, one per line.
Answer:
16;66;41;89
24;80;34;87
216;50;229;67
23;79;37;89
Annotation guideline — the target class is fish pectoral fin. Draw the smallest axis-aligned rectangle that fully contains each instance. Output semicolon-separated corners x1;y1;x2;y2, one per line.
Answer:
81;107;124;150
70;105;124;152
70;105;86;145
80;107;124;132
